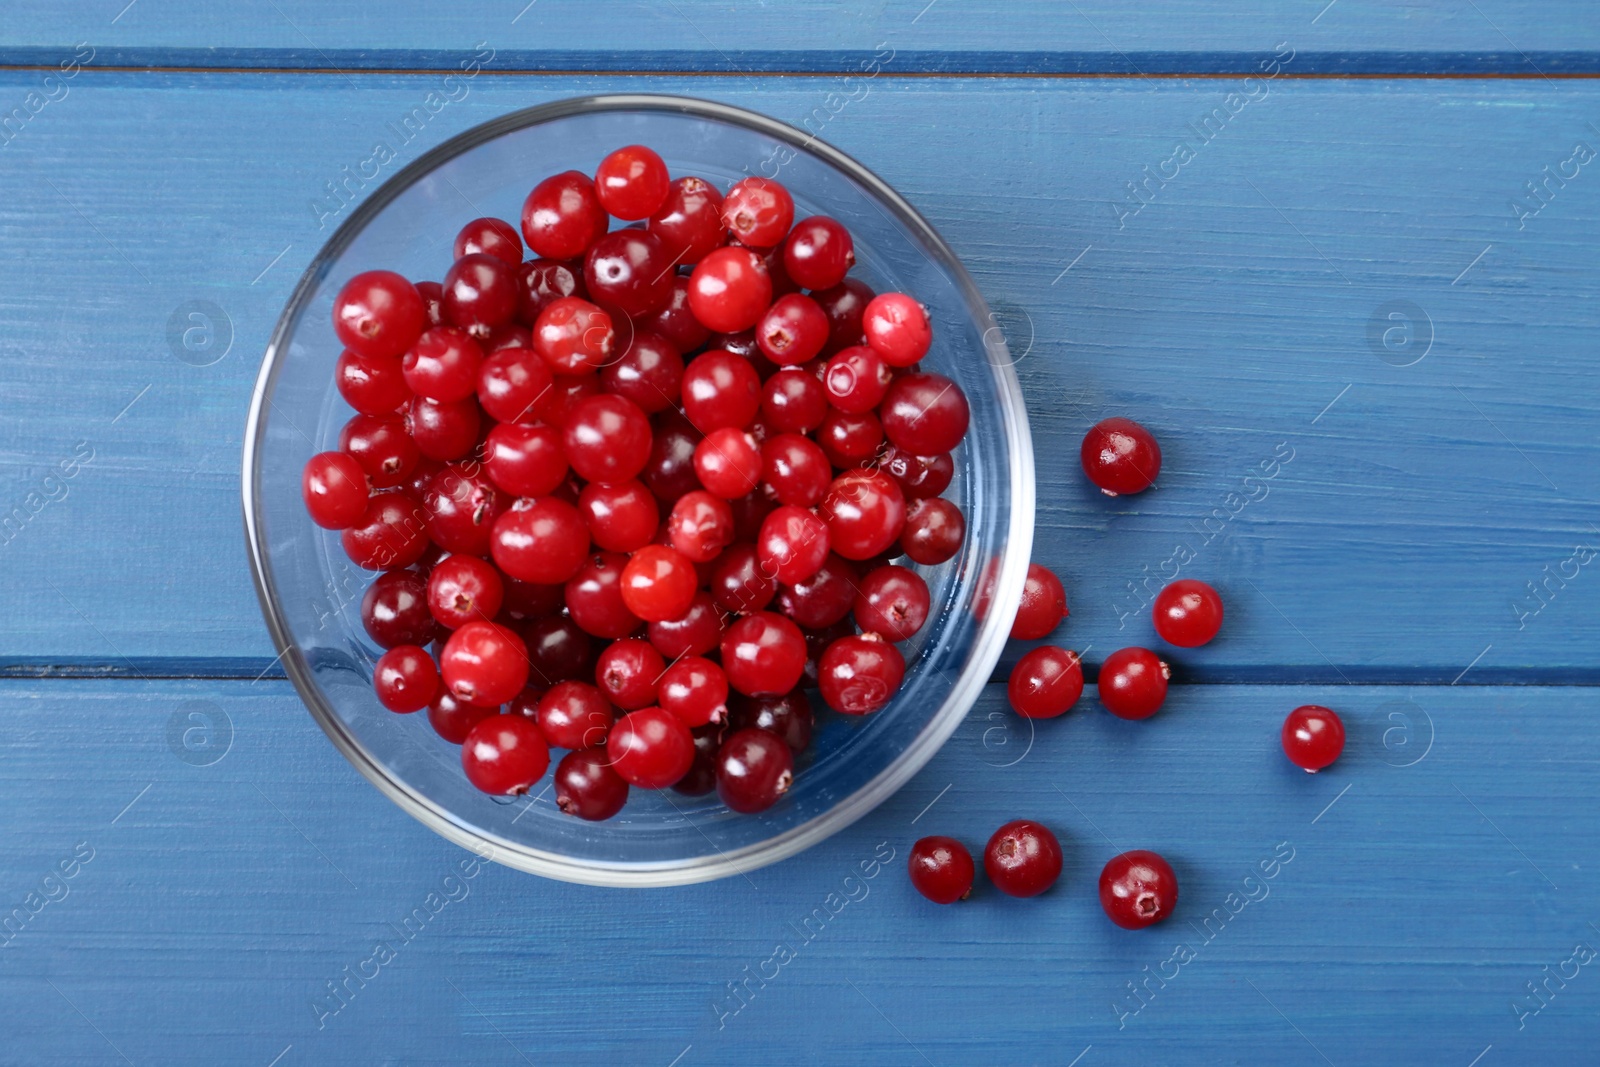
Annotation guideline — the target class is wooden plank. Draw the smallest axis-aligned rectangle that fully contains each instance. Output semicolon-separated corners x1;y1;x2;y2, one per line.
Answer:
0;678;1593;1062
4;1;1600;70
0;75;1596;676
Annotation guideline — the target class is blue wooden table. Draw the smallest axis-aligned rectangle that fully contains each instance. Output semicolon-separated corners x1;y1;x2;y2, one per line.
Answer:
4;4;1599;1063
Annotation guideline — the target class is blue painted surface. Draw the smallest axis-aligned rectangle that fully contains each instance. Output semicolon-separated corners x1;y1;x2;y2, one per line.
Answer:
1;4;1598;1063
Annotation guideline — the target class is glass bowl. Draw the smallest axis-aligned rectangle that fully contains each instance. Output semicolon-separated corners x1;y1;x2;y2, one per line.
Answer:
243;94;1033;887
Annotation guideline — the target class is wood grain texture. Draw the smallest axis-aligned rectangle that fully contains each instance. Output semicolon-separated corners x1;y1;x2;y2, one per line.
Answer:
0;678;1592;1064
0;74;1594;677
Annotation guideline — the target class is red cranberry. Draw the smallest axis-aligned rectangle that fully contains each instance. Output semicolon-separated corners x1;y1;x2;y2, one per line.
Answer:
560;394;652;483
820;470;906;560
775;553;857;629
1081;417;1161;496
577;480;659;553
1008;647;1083;719
801;618;856;689
853;565;930;642
648;591;725;659
340;412;419;489
815;408;884;468
711;328;776;379
642;411;704;504
1098;647;1169;720
1099;850;1179;928
639;276;711;352
584;228;674;318
666;490;735;562
1012;563;1068;640
758;505;831;585
658;656;729;728
423;463;508;557
1153;579;1223;647
461;714;549;795
984;820;1062;898
716;728;794;813
818;632;904;714
908;836;974;905
682;349;762;433
761;433;831;508
595;638;665;710
688;427;759;500
602;331;684;414
303;451;369;529
618;544;698;622
427;554;504;629
363;569;438;649
336;348;412;415
728;691;811;754
900;498;964;566
823;346;893;414
721;612;807;696
521;170;609;260
514;258;586;326
440;620;529;706
427;690;498;744
534;297;614;375
373;644;438;713
813;277;874;356
687;247;772;333
564;551;642;639
862;292;932;367
1282;705;1345;772
478;347;554;425
762;368;828;434
721;177;794;249
537;375;602;432
783;216;854;291
554;747;629;820
649;176;725;265
701;544;770;615
442;253;517;335
881;447;953;500
454;216;522;267
594;144;670;220
407;396;480;461
756;293;829;367
491;497;590;584
880;372;969;456
607;706;694;789
536;680;615;750
342;491;430;571
483;422;568;498
523;615;594;686
484;321;532;353
333;270;425;359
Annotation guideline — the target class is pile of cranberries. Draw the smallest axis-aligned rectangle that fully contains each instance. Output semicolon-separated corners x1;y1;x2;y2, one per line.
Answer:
301;144;975;819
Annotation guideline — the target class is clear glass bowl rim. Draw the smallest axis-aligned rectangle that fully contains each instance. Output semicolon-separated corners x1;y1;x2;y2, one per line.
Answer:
241;92;1035;886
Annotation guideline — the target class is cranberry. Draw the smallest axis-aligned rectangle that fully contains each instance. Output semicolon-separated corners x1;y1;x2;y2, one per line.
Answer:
333;270;425;359
698;546;766;616
908;836;974;905
584;228;674;318
801;618;856;688
521;170;609;260
648;176;725;265
501;577;564;620
594;144;670;220
640;277;711;352
687;247;772;333
721;612;807;696
441;253;517;336
577;479;658;552
775;553;857;629
686;427;757;500
373;644;438;713
862;292;932;367
607;706;694;789
758;505;831;585
427;554;504;629
783;216;854;291
711;328;776;379
823;346;893;414
658;656;730;728
1099;850;1179;929
533;297;614;375
820;470;906;560
672;722;726;796
602;331;683;414
478;347;554;424
407;396;481;461
880;373;969;456
423;463;508;557
1098;647;1169;720
881;447;953;501
440;620;529;706
756;293;829;367
564;551;642;639
619;544;698;622
984;820;1062;898
750;434;829;510
483;422;568;498
427;690;498;744
342;491;430;570
453;217;522;267
1282;705;1345;772
536;680;615;749
362;569;437;649
336;348;412;415
642;411;704;504
682;349;762;433
340;412;419;489
853;565;930;642
1012;563;1069;640
813;277;874;356
900;498;964;566
484;321;532;353
415;280;446;328
554;747;630;819
1008;646;1083;719
491;497;590;584
302;451;369;529
523;615;594;686
595;638;665;710
666;490;735;562
1153;579;1223;647
461;714;549;795
514;258;586;325
648;591;725;659
716;728;794;813
762;368;828;434
818;632;904;715
558;394;652;483
728;691;811;754
1081;417;1161;496
815;409;884;469
539;375;603;431
721;177;794;249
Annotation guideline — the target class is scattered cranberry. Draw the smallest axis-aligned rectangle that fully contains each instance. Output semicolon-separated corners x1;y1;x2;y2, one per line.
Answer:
879;372;969;456
536;681;615;750
440;620;529;706
649;176;725;265
595;638;665;710
1007;647;1083;719
454;216;522;267
1098;647;1170;720
594;144;670;221
302;451;368;529
819;633;904;715
340;412;419;489
762;368;828;433
407;395;481;461
461;714;549;795
783;216;854;291
564;551;642;639
984;820;1063;898
491;497;590;585
1011;563;1068;640
908;836;974;904
881;447;953;501
577;479;659;553
442;253;518;335
716;727;794;813
709;543;777;614
824;345;893;414
427;554;504;629
862;292;931;367
757;293;829;367
483;422;568;498
1153;579;1223;647
681;349;762;433
900;497;964;566
342;491;430;571
422;463;507;557
758;505;831;585
721;177;794;249
658;656;730;728
1099;850;1179;929
607;706;694;789
373;644;438;713
687;247;772;334
619;544;698;622
694;427;763;499
478;347;554;424
333;270;425;359
853;566;930;642
362;569;436;649
1081;417;1161;496
1282;705;1345;772
821;469;906;560
336;347;412;415
721;612;807;697
553;747;630;820
562;394;653;484
672;722;725;796
521;170;609;260
584;228;674;318
602;332;684;415
666;490;735;562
